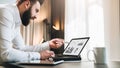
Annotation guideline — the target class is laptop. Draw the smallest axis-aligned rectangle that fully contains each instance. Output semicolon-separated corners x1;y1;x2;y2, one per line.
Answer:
52;37;90;61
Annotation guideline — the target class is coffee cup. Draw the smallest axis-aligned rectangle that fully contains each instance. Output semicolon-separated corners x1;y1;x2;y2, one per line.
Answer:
87;47;106;64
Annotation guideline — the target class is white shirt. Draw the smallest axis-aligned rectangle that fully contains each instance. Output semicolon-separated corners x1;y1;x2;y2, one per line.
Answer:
0;5;50;62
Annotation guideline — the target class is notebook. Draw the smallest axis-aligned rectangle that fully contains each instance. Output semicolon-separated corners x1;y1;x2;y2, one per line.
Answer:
52;37;90;61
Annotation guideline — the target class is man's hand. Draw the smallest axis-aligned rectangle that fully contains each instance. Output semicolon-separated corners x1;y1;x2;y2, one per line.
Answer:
40;50;55;60
49;38;64;49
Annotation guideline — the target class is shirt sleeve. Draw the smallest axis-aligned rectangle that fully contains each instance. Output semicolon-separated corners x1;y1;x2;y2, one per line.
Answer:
0;7;40;62
12;31;50;62
13;28;50;52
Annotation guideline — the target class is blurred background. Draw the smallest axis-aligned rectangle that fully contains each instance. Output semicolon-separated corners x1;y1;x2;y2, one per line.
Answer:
0;0;120;62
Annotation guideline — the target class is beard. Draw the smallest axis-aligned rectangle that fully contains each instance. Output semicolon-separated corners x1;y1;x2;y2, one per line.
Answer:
21;8;31;26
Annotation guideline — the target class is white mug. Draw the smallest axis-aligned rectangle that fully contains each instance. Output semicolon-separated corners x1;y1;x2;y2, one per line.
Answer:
87;47;106;64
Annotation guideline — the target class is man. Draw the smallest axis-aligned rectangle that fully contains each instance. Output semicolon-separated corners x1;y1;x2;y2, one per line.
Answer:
0;0;64;62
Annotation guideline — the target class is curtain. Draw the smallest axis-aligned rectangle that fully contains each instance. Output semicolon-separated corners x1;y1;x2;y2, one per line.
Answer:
65;0;120;61
65;0;105;60
21;21;44;45
103;0;120;61
65;0;105;46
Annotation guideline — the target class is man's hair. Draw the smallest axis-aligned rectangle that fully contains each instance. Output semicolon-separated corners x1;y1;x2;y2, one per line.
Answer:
18;0;44;6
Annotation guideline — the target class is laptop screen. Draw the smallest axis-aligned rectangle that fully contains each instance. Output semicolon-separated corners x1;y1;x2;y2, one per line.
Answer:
63;37;89;56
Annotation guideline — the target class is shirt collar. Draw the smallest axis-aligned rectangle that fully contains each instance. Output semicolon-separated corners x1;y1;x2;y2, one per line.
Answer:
14;5;22;27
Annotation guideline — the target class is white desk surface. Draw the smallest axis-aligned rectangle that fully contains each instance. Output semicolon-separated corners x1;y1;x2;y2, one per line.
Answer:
21;61;108;68
2;60;120;68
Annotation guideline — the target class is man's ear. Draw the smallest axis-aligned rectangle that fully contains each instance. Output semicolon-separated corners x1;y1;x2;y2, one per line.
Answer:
24;0;31;10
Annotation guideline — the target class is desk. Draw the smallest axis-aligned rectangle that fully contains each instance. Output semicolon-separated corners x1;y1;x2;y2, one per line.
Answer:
21;61;108;68
2;61;120;68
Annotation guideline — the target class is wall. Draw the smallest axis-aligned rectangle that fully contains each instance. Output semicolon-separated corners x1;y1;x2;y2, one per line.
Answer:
51;0;65;39
0;0;16;4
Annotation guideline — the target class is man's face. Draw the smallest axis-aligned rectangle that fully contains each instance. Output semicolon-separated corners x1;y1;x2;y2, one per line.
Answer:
21;1;41;26
31;1;40;19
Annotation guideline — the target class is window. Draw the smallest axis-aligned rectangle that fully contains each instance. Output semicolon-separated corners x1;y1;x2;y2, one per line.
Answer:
65;0;105;60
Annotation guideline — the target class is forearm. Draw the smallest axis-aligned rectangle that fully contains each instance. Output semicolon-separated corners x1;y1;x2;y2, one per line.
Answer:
20;41;50;52
1;48;40;62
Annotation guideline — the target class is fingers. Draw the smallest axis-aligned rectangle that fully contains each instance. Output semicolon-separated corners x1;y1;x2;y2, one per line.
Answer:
49;38;64;49
55;40;64;48
46;50;55;57
54;38;64;43
40;50;55;60
55;42;63;48
49;51;55;57
50;42;61;49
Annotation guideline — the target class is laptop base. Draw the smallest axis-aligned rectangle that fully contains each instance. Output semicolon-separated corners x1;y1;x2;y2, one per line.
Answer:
52;55;81;61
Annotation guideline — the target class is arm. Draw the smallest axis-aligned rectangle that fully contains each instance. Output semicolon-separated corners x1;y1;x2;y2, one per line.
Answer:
13;30;50;52
0;8;39;62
